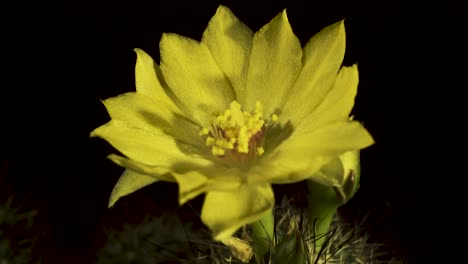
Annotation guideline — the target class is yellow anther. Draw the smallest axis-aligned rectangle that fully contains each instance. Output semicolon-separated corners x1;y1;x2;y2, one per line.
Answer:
237;127;249;153
212;146;225;156
257;147;264;156
199;127;210;136
271;114;278;122
206;137;215;146
225;128;236;139
229;101;244;126
199;100;275;159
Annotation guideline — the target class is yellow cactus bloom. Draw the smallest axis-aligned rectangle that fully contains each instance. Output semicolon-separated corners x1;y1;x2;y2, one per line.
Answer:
90;5;374;240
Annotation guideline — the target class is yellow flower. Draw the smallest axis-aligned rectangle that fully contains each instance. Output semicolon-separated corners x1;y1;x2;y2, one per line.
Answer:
90;5;374;240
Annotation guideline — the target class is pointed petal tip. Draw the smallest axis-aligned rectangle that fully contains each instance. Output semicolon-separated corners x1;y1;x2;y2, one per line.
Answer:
89;126;102;138
216;4;232;14
332;19;346;33
107;153;122;162
262;8;291;29
178;193;192;206
108;199;116;208
362;126;376;146
109;188;123;208
133;48;148;59
278;8;290;24
134;48;150;64
349;120;375;147
159;32;169;44
314;19;345;40
210;5;239;27
108;180;122;208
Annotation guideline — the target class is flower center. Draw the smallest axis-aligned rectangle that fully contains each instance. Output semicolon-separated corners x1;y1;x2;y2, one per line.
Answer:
199;101;278;162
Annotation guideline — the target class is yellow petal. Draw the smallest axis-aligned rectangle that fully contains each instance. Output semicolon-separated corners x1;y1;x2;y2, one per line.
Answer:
134;48;176;106
201;183;274;240
199;166;245;190
159;33;235;126
243;9;302;116
282;20;346;127
172;170;208;205
108;169;159;208
202;5;253;100
109;155;244;207
297;65;359;132
108;154;176;181
106;155;179;207
101;92;202;146
172;166;245;205
91;120;212;166
250;121;373;185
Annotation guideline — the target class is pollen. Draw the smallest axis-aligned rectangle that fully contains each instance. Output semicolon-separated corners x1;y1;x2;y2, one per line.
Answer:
271;114;278;122
199;127;210;136
199;100;278;160
257;147;264;156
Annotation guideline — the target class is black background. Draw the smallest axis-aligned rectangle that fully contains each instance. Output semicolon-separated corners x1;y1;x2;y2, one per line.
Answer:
2;0;430;263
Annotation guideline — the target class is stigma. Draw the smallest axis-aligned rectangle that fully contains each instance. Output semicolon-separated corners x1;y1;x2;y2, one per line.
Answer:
199;101;278;161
